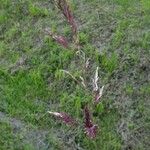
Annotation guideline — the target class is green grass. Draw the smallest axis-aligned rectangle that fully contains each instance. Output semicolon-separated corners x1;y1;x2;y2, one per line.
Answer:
0;122;17;149
0;0;150;149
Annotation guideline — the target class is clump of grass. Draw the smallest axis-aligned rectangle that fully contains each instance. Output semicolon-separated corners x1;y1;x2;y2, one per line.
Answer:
46;0;104;139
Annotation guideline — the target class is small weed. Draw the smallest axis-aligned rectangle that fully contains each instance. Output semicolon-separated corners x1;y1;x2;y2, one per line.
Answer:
79;32;89;45
124;84;134;95
99;52;118;74
29;3;49;17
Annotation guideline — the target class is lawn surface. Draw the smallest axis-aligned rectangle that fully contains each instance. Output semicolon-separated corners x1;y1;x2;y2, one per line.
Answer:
0;0;150;149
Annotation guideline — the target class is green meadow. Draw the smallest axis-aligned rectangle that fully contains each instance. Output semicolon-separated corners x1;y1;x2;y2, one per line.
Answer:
0;0;149;149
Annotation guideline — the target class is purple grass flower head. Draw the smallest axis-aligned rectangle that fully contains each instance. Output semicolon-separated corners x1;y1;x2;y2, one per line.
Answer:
53;35;69;48
84;106;98;139
45;29;69;48
56;0;77;34
48;111;77;126
55;0;78;44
